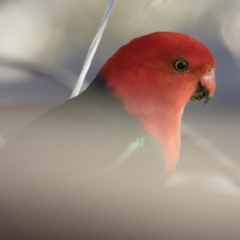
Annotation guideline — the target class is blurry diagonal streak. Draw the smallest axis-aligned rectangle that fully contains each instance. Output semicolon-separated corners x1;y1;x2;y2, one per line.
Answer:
182;123;240;188
70;0;117;98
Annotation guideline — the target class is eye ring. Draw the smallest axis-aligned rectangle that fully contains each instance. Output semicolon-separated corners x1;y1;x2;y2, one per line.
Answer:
173;59;188;72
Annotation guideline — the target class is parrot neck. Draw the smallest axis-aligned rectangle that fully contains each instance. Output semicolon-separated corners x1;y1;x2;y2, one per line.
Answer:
110;86;183;178
141;108;182;179
95;74;185;178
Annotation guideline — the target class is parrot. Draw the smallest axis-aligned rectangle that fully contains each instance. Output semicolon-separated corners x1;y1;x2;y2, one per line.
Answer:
0;32;216;190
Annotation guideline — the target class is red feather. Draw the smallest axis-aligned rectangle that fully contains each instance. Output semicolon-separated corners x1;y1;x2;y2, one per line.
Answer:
99;32;216;179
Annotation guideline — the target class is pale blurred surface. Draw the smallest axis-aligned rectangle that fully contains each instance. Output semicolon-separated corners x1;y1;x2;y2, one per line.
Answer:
0;0;240;239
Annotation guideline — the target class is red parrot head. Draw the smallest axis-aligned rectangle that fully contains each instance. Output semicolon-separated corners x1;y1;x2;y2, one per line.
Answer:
99;32;216;179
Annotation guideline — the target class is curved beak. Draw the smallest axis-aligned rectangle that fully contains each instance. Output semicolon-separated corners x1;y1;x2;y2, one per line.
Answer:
191;70;216;105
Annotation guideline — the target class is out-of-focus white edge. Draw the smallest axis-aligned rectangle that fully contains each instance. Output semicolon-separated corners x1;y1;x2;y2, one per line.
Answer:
166;123;240;196
182;123;240;175
70;0;117;99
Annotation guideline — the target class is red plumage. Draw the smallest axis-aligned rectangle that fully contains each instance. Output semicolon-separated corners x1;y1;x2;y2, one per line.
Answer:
100;32;216;179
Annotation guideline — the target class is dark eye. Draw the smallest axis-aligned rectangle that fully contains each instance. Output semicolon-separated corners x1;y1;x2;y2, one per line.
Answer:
173;59;188;72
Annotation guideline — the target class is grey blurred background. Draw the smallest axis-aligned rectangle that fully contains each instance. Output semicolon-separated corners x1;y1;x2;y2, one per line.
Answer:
0;0;239;181
0;0;240;239
0;0;238;141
